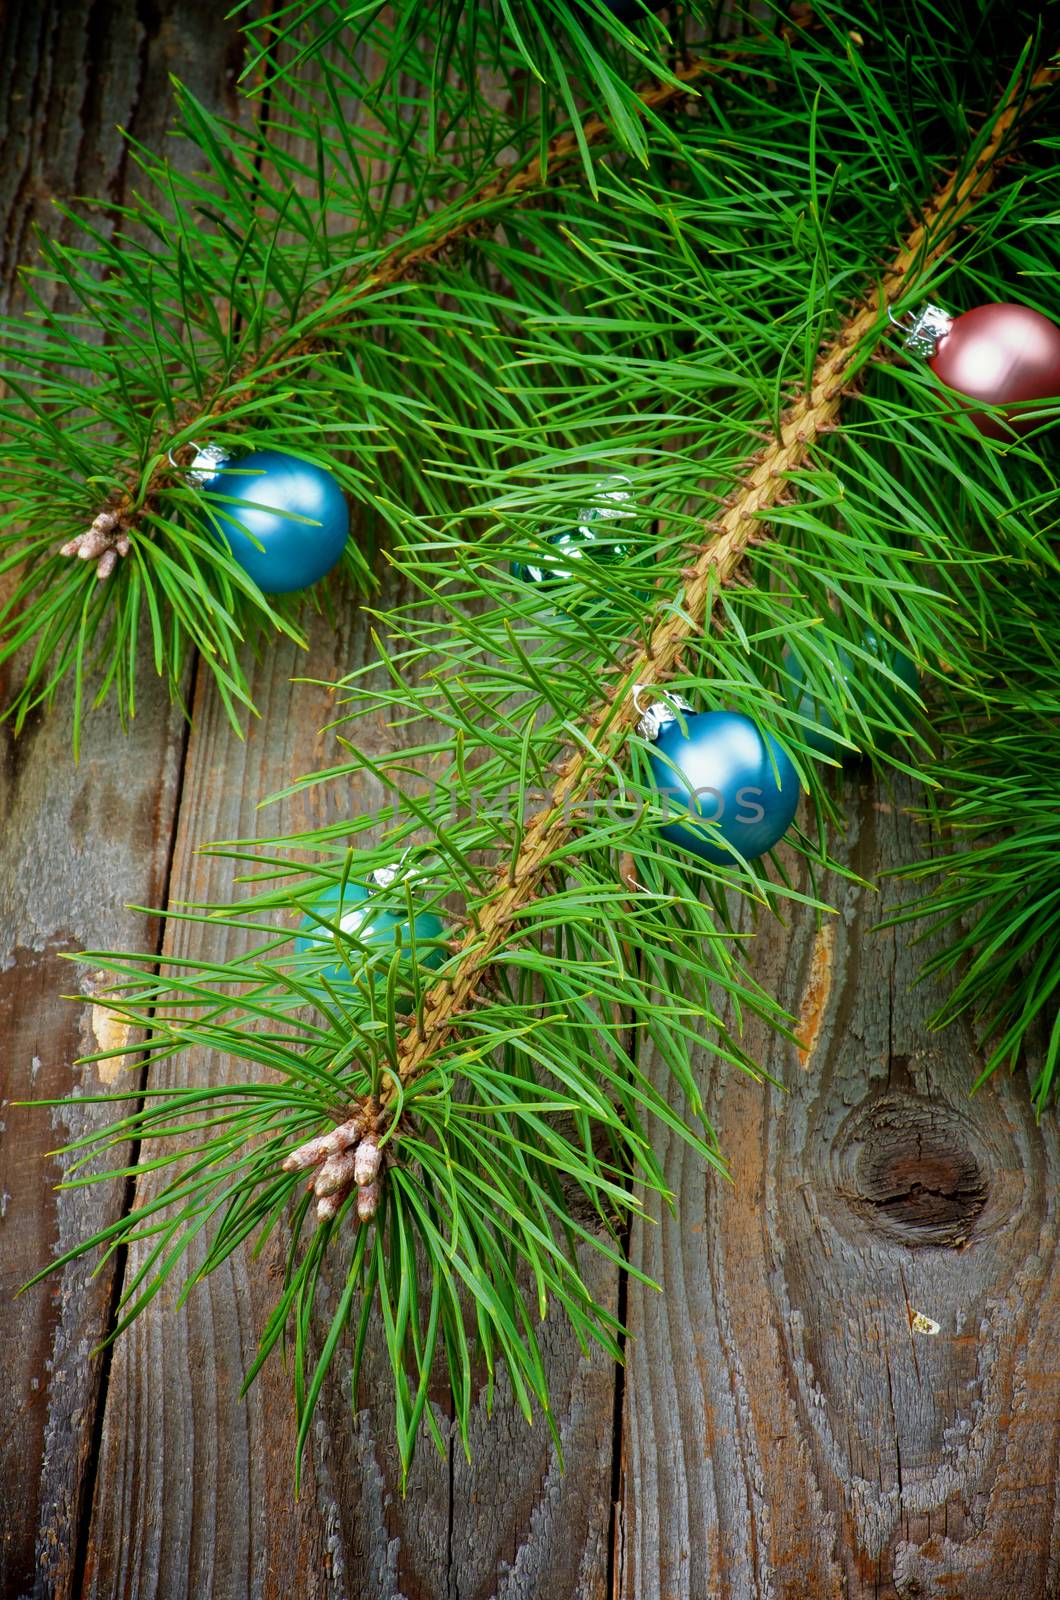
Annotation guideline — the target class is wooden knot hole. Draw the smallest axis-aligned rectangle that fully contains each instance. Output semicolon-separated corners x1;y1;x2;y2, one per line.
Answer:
841;1098;988;1248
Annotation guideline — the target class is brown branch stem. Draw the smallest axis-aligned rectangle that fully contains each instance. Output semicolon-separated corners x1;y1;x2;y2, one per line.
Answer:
377;61;1056;1118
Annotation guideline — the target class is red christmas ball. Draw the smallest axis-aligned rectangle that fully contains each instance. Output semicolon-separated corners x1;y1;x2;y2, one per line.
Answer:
928;302;1060;439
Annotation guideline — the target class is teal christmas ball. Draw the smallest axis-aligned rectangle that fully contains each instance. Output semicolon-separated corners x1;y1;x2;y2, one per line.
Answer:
512;523;634;589
200;448;349;594
648;710;800;866
512;479;639;596
294;881;445;991
784;632;919;759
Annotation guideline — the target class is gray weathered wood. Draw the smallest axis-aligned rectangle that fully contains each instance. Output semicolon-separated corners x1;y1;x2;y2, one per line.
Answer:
618;776;1060;1599
0;7;238;1598
303;1227;618;1600
13;13;1058;1600
81;572;620;1598
79;608;367;1600
72;17;620;1594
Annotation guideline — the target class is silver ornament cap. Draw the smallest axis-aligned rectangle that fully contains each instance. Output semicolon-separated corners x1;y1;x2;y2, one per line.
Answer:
633;686;694;743
371;862;403;889
892;303;953;359
184;442;231;484
370;852;425;890
579;473;633;526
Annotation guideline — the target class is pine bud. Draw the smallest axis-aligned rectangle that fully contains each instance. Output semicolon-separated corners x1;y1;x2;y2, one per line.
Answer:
320;1114;366;1157
78;526;110;561
316;1185;351;1223
282;1132;332;1172
356;1181;380;1222
354;1139;381;1187
281;1114;364;1173
96;549;118;581
313;1147;359;1198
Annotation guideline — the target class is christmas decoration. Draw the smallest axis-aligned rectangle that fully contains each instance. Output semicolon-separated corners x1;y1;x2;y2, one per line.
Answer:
784;632;920;759
636;691;801;865
0;22;713;734
190;445;349;593
897;301;1060;438
294;866;446;992
511;477;636;591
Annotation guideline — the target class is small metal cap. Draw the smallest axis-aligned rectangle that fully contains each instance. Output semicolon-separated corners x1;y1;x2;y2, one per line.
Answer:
184;442;230;484
371;848;418;890
632;684;694;742
892;303;953;359
577;473;633;529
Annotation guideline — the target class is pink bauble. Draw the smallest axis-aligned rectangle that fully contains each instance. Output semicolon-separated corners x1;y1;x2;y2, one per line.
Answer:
929;302;1060;439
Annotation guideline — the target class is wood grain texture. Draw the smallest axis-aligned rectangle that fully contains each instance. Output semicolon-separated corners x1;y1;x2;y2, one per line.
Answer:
0;7;238;1599
11;12;1057;1600
304;1229;618;1600
82;586;619;1600
79;608;365;1600
618;776;1060;1600
72;16;620;1593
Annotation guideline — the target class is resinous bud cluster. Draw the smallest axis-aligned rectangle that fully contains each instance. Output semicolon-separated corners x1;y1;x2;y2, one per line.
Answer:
281;1112;383;1223
60;509;130;580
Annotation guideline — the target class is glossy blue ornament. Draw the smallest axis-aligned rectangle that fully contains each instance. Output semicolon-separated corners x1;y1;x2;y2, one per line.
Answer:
294;880;445;992
784;632;920;759
196;447;349;594
647;709;800;866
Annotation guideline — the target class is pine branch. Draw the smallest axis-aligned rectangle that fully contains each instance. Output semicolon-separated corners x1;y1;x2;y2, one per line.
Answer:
80;52;723;565
370;59;1056;1126
30;9;1060;1481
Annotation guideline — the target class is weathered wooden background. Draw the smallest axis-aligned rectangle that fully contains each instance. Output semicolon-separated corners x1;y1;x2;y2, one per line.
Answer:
1;5;1057;1598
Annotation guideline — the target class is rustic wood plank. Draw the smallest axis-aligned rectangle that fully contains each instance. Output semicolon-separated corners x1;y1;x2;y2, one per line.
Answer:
302;1229;618;1600
78;603;379;1600
618;774;1060;1599
0;7;240;1599
82;573;621;1598
76;22;621;1596
447;1249;618;1600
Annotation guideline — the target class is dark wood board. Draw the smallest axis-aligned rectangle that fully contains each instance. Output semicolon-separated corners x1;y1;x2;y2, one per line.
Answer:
617;776;1060;1600
65;14;621;1593
79;591;620;1600
0;6;239;1598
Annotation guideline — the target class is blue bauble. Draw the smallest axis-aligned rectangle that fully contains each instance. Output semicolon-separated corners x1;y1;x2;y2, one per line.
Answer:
648;710;800;866
784;632;919;759
294;881;445;992
200;449;349;594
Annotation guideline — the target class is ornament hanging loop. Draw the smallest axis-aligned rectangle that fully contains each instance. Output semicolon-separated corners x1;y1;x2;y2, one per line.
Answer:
886;305;916;333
